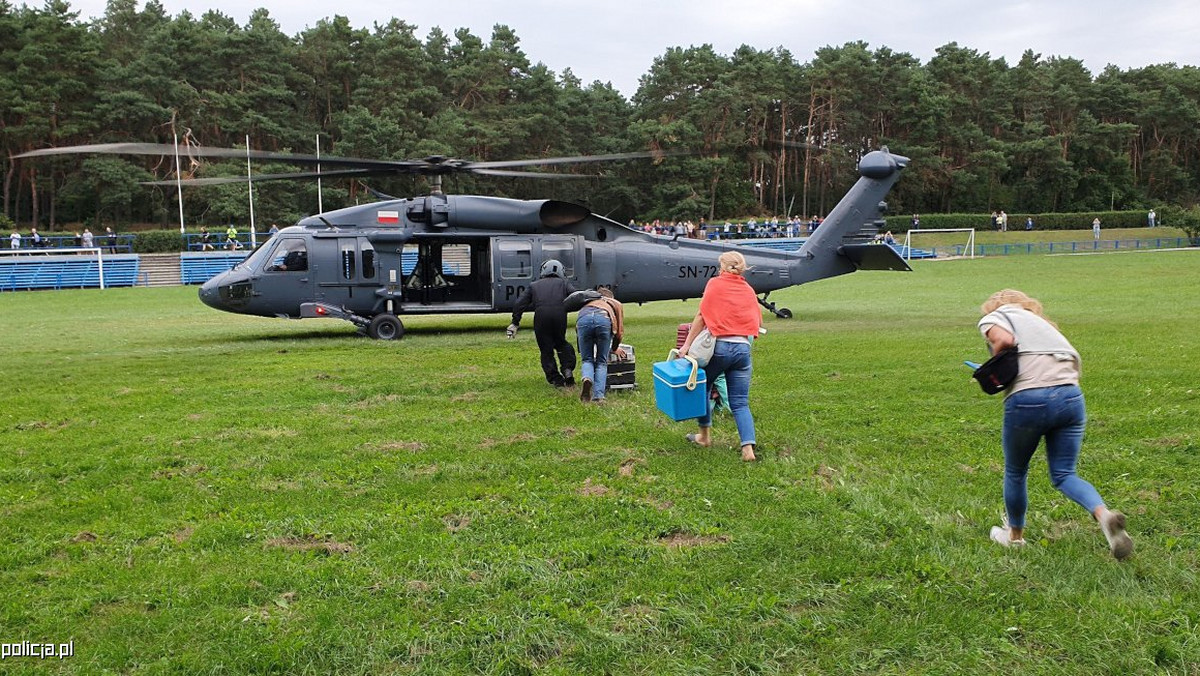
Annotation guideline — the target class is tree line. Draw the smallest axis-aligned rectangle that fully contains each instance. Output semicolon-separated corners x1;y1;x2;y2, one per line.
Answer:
4;0;1200;230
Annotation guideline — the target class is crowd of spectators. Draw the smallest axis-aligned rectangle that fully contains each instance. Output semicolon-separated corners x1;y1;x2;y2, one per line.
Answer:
625;215;823;240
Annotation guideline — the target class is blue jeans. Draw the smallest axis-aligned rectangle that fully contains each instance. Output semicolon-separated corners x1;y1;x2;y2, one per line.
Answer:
699;341;755;447
1002;384;1105;528
575;311;612;399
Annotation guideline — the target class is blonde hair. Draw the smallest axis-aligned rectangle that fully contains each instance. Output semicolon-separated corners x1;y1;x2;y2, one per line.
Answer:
596;286;614;298
718;251;750;275
981;289;1056;326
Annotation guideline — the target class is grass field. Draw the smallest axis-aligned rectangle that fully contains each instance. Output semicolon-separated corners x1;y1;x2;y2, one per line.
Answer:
2;248;1198;674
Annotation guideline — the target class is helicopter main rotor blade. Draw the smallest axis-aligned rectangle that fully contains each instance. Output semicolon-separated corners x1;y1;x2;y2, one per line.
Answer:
472;149;678;170
17;143;426;172
141;168;378;186
472;168;604;179
18;143;683;181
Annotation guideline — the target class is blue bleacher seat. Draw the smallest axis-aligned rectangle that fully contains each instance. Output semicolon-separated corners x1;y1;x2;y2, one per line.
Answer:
0;254;140;291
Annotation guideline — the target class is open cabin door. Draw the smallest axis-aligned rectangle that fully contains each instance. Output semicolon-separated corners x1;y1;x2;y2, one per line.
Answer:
399;238;492;311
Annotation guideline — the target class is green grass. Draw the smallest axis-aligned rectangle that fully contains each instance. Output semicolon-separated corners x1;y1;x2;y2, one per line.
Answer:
2;249;1198;674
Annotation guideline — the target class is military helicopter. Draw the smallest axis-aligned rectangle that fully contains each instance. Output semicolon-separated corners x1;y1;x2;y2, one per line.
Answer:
17;142;911;339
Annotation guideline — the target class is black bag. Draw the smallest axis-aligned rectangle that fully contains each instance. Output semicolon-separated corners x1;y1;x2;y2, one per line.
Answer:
564;289;602;313
972;347;1019;395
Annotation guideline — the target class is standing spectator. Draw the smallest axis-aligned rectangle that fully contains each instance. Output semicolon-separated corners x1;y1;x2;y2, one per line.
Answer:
105;227;117;253
81;228;94;249
991;211;999;231
9;230;20;249
30;228;42;248
1147;209;1156;228
999;210;1008;232
977;289;1133;559
680;251;763;462
576;287;625;404
268;223;280;237
74;232;82;248
225;225;240;250
911;213;920;229
1025;216;1034;231
1092;217;1101;240
508;259;578;387
200;227;213;251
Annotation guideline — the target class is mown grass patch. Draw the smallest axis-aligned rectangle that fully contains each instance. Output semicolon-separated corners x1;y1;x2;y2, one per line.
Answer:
1;249;1198;674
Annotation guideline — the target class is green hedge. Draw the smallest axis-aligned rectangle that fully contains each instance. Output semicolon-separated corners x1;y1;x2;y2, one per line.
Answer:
130;229;188;253
884;210;1155;233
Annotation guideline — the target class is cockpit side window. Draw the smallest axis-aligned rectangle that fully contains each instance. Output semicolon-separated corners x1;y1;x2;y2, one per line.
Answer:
267;239;308;272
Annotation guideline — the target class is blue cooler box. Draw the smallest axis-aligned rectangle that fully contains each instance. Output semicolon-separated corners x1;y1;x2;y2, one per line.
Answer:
653;358;708;421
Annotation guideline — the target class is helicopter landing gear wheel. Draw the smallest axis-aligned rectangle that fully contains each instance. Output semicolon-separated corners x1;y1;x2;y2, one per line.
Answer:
367;313;404;340
757;295;793;319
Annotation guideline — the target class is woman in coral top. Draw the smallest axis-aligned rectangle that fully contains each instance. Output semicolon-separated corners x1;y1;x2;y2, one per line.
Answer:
680;251;763;461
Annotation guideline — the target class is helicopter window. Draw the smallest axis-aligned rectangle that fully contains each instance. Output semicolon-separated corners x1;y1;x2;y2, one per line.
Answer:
542;240;575;277
266;239;308;272
340;241;356;280
498;241;532;279
361;241;376;279
443;243;471;277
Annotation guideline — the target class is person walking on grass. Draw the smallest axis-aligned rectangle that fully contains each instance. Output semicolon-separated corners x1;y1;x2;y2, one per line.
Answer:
977;289;1133;559
680;250;763;462
508;259;577;387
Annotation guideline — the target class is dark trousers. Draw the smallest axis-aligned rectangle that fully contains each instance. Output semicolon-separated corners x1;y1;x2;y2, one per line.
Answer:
534;311;576;383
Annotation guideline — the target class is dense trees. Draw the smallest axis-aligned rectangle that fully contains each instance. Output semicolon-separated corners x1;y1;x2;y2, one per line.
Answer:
4;2;1200;229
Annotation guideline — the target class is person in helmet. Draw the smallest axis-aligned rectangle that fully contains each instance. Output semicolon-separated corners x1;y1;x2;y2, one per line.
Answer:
509;259;578;387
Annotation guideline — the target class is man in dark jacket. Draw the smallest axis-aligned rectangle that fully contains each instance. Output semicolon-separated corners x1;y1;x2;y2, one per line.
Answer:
509;259;577;386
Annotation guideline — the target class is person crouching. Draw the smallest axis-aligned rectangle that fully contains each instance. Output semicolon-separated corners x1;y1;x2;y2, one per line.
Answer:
576;287;625;404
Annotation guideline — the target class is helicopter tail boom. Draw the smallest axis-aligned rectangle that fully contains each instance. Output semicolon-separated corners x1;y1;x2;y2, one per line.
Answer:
793;148;910;283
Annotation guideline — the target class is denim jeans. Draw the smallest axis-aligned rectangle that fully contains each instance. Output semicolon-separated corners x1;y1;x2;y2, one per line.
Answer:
1002;384;1104;528
575;311;612;399
698;341;755;447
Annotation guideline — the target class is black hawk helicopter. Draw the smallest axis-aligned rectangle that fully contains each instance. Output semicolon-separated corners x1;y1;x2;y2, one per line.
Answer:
18;142;911;339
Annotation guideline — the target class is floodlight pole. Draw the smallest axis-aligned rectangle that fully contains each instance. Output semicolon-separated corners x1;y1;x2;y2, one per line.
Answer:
246;135;257;249
173;134;185;234
316;134;324;214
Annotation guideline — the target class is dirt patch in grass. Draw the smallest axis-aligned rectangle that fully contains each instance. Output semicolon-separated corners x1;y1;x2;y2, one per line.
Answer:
266;535;354;555
656;530;729;547
1146;435;1189;449
172;526;194;543
815;464;839;490
443;514;471;532
71;531;98;543
619;458;642;477
643;497;674;511
152;464;207;480
579;478;611;496
378;441;425;453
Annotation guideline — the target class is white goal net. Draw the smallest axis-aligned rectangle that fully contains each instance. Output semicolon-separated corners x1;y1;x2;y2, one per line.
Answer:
902;228;976;261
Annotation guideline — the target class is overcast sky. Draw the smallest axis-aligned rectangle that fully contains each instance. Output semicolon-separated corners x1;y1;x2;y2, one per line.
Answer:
39;0;1200;98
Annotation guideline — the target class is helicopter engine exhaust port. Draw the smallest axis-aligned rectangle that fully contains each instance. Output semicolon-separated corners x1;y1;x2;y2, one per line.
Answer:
435;196;590;232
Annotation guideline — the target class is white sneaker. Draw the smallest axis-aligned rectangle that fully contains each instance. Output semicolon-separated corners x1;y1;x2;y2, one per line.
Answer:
1100;511;1134;560
990;526;1026;548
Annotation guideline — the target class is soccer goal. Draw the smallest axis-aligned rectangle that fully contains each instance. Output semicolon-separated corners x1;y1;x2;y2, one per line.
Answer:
901;228;975;261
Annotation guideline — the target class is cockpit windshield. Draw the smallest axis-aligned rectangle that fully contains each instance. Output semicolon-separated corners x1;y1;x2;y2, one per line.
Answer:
233;240;275;271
